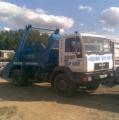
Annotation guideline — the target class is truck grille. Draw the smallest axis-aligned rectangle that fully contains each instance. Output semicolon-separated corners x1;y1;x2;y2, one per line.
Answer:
94;62;109;70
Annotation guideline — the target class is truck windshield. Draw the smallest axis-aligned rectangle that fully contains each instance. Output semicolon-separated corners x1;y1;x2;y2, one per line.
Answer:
82;36;111;53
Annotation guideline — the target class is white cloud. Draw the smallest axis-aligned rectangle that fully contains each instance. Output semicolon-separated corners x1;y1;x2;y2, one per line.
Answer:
78;5;93;12
0;1;74;29
102;27;115;32
4;27;10;31
101;7;119;27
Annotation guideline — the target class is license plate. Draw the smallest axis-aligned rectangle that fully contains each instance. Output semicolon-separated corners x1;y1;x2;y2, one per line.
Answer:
99;74;107;78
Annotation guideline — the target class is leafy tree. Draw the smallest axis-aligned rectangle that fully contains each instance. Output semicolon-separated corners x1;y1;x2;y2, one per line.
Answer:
0;29;49;50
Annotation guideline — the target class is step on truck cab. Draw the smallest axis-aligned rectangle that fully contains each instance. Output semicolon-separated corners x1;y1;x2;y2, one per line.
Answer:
2;25;113;96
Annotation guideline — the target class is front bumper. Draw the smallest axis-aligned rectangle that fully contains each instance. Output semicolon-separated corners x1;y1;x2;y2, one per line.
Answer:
87;70;113;81
72;70;113;84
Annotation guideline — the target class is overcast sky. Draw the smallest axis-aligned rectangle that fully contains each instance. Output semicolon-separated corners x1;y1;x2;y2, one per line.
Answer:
0;0;119;36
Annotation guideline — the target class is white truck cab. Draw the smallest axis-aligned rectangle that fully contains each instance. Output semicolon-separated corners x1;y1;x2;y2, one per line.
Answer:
59;33;113;72
52;33;113;95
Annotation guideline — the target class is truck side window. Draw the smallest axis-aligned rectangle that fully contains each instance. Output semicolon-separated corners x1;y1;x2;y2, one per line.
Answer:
65;38;81;52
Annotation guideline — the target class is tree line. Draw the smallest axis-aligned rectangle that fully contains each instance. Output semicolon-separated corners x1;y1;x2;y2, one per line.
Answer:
0;29;49;50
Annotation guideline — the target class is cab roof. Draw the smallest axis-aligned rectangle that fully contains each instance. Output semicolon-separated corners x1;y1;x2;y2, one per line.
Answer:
80;33;106;38
63;33;106;39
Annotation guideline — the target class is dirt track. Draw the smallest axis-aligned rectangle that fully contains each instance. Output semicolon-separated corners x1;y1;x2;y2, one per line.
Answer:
0;78;119;120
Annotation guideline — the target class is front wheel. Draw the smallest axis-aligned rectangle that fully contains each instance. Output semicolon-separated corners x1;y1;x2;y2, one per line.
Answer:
53;73;77;96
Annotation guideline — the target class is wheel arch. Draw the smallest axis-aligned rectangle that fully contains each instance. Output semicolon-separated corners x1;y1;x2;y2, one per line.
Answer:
50;66;73;84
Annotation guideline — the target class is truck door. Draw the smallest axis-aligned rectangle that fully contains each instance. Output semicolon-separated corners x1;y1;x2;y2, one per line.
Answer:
59;36;84;72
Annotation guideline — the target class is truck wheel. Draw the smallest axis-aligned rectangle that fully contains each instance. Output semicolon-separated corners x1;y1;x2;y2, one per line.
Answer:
54;73;76;96
11;69;26;87
87;81;100;91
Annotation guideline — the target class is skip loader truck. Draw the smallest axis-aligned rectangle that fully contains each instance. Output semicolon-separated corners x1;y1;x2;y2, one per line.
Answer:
2;25;113;96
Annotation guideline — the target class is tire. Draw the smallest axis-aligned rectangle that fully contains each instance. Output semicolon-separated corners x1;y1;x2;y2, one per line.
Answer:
87;81;100;91
11;69;27;87
53;73;76;96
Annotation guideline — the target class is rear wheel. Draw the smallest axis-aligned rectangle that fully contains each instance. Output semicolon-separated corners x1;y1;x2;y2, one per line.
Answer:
53;73;77;96
11;69;28;87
